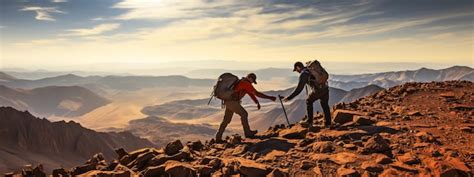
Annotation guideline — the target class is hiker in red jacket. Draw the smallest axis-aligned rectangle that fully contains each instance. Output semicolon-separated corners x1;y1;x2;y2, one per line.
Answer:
215;73;277;142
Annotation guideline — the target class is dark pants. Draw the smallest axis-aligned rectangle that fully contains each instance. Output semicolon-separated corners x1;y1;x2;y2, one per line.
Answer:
306;86;331;126
215;100;251;141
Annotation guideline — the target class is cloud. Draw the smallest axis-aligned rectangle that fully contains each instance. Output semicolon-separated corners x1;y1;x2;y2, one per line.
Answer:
20;6;65;21
51;0;67;3
63;23;121;36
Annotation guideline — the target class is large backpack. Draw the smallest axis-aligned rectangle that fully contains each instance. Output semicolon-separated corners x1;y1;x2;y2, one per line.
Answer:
306;60;329;86
212;73;240;101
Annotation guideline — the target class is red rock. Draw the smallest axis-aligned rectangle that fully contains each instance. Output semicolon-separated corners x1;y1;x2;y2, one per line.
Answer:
343;143;357;150
361;161;384;173
374;154;392;164
312;142;334;153
407;111;422;116
266;168;289;177
164;160;197;177
353;116;376;126
278;124;308;139
330;152;366;165
234;158;271;177
415;131;437;143
165;140;184;156
422;156;471;177
363;134;390;153
79;170;133;177
397;153;420;165
332;110;364;125
336;167;360;177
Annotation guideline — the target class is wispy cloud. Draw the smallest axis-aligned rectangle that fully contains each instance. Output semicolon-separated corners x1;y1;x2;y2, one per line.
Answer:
20;6;65;21
51;0;68;3
63;23;121;36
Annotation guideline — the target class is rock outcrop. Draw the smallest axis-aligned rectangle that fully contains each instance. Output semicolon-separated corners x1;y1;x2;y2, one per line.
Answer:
0;107;154;173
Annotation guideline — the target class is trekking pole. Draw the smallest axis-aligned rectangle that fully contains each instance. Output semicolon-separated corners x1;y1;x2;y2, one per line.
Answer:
207;90;214;105
278;95;290;126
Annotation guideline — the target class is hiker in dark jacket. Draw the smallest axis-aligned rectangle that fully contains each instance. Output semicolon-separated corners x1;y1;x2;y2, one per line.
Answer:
281;61;331;128
215;73;276;142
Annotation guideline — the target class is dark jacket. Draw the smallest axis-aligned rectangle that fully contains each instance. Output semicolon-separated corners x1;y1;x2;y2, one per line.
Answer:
286;68;320;100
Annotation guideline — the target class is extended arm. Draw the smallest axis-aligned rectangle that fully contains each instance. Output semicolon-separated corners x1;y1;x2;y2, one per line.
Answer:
286;72;309;100
256;91;276;100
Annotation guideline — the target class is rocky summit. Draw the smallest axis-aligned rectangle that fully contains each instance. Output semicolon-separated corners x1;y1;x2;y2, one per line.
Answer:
6;81;474;176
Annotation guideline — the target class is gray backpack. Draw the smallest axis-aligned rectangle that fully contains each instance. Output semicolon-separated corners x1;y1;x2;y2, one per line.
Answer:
210;73;240;102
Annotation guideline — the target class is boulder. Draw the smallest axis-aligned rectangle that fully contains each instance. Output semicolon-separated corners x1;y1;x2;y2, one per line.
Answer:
330;152;364;165
188;140;204;151
165;140;184;156
363;134;390;153
114;148;129;159
353;116;375;126
336;167;360;177
141;165;166;177
278;124;308;139
423;156;471;177
415;131;437;143
332;110;364;125
312;142;334;153
407;111;422;116
228;134;242;145
374;154;392;164
234;158;271;176
361;161;384;173
21;164;46;177
266;168;289;177
164;160;197;177
397;153;420;165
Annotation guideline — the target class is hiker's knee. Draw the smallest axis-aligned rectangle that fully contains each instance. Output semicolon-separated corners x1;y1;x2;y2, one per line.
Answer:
221;117;232;125
239;110;248;118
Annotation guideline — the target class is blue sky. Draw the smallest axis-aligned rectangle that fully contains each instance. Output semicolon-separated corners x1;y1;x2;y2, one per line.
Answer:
0;0;473;70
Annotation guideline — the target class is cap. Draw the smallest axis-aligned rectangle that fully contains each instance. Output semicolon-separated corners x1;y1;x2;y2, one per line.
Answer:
293;61;304;71
247;73;257;84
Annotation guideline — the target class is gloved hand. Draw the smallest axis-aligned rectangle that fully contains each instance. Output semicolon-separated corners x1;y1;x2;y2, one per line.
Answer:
257;103;261;110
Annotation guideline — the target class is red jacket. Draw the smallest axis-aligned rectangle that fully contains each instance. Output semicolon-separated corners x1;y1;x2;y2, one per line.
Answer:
232;78;274;104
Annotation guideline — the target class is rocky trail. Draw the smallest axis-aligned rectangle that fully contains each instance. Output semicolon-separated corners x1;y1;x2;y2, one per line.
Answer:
7;81;474;177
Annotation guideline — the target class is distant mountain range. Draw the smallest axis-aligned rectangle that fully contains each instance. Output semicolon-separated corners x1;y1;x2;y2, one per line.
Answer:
0;73;214;92
2;66;471;92
329;66;473;89
0;85;109;117
0;107;154;173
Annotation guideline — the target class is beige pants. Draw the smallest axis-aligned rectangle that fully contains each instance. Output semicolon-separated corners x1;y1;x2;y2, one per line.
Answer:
215;100;251;140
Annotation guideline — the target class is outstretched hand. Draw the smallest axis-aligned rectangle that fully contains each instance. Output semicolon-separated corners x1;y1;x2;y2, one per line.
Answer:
257;103;261;110
270;96;277;102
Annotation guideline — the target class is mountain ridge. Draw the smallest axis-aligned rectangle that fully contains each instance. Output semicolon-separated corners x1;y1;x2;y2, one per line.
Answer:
0;107;154;173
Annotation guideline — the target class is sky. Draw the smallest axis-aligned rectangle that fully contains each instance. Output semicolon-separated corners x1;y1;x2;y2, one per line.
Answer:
0;0;473;71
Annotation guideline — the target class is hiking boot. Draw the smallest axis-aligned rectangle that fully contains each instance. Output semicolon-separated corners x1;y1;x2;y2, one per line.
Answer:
300;121;313;128
245;130;258;138
325;124;336;130
215;138;225;144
